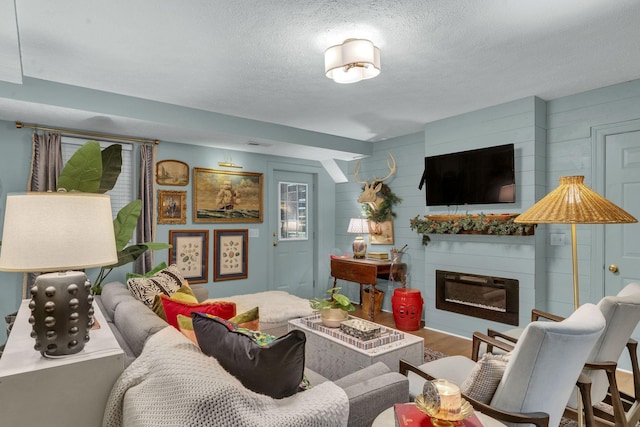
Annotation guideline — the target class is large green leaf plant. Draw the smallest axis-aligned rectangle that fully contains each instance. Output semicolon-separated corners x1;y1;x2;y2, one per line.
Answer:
56;141;171;293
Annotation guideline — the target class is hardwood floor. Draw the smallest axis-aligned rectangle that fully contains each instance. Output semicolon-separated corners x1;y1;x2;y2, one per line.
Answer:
351;306;635;398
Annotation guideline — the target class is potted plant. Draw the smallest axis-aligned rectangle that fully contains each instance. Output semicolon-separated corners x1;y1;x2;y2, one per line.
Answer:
56;141;171;293
309;287;355;327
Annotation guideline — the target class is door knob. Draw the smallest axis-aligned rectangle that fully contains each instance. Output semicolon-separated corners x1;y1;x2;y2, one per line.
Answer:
273;241;278;247
609;264;619;273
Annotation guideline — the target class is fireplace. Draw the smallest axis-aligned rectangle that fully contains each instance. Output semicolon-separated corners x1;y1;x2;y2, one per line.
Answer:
435;270;519;326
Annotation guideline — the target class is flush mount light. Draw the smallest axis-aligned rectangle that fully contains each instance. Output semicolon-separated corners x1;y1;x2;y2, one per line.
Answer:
324;38;380;84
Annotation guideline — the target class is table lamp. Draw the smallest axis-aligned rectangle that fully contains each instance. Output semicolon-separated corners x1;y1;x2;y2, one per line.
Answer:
515;176;637;309
347;218;369;259
0;192;118;357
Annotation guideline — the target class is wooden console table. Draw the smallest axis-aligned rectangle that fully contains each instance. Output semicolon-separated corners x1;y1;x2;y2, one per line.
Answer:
330;258;406;321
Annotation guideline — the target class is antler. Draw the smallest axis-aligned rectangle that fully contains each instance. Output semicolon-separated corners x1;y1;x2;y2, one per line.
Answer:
353;159;368;184
353;152;397;184
375;152;397;183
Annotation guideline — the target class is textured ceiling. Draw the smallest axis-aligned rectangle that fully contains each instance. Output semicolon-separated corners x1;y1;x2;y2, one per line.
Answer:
1;0;640;160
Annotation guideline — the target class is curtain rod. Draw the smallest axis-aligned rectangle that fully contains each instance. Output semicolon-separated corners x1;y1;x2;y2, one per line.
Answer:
15;122;159;145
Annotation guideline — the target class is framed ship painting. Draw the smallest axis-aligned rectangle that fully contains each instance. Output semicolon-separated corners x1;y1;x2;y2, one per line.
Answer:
193;167;263;223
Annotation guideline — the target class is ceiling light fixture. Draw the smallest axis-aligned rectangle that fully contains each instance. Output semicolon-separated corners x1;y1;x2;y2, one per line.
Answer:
324;39;380;84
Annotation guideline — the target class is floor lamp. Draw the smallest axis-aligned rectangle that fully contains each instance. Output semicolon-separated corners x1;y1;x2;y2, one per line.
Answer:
515;176;637;310
515;176;637;426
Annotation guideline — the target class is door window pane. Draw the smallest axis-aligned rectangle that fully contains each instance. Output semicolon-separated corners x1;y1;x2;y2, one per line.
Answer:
279;182;308;240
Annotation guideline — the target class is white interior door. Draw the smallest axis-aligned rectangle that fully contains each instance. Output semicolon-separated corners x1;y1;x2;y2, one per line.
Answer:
270;170;315;298
604;131;640;296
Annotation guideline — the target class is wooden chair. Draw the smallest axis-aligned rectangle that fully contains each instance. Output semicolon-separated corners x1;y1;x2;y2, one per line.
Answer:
400;303;606;426
488;283;640;426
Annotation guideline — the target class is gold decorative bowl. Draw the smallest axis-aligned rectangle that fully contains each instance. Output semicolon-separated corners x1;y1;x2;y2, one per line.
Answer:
415;393;474;426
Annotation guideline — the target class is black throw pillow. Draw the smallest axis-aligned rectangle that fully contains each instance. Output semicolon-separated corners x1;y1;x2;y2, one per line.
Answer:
192;312;306;399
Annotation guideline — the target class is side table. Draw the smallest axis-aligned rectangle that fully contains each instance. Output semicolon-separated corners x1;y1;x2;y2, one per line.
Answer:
371;406;396;426
0;299;125;427
330;258;406;321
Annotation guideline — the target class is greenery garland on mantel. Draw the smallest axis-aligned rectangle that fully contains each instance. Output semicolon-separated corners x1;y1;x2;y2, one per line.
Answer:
409;213;535;246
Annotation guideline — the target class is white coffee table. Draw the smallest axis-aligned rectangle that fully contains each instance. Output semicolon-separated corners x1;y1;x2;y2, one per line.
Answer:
288;314;424;380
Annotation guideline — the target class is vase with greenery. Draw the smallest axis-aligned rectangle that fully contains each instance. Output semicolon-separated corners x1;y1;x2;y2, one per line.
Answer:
309;287;355;327
56;141;171;293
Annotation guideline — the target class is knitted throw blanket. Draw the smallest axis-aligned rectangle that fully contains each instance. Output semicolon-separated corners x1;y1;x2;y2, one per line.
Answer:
103;327;349;427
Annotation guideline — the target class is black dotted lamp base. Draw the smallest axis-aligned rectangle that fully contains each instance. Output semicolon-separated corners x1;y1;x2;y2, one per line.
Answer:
29;271;94;357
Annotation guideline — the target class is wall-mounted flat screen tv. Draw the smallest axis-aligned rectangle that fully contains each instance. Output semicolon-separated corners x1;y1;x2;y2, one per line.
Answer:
424;143;515;206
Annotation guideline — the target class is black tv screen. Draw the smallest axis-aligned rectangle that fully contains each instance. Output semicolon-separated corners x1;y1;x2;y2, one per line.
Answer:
424;144;515;206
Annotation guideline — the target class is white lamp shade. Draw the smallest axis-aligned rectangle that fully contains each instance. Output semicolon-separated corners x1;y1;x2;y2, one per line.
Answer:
0;192;118;272
325;39;380;84
347;218;370;234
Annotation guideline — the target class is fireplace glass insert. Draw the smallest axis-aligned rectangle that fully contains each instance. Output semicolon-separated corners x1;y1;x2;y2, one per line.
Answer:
436;270;519;326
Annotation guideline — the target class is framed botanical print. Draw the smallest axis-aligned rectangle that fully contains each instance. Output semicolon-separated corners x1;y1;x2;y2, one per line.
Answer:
157;190;187;224
193;167;263;223
156;160;189;186
168;230;208;283
213;229;248;281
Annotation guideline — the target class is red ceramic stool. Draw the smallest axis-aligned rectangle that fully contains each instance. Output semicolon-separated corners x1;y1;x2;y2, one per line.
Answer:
392;288;423;331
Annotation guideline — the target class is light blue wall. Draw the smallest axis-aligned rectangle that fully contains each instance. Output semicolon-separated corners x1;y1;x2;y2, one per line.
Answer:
334;132;426;307
3;78;640;360
0;121;338;346
420;96;546;337
339;80;640;370
546;80;640;316
0;121;33;342
153;141;338;299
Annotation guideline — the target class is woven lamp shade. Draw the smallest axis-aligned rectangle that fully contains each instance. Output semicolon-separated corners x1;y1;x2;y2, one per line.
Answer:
515;176;637;224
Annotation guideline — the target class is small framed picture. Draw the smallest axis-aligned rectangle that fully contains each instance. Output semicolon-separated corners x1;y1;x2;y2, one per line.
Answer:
156;160;189;186
213;229;248;281
157;190;187;224
368;219;395;245
169;230;209;283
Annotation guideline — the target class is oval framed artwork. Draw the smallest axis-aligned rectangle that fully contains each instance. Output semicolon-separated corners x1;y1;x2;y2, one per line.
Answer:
156;160;189;186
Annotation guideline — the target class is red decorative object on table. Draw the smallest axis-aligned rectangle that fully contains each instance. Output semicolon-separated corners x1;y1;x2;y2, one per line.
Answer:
394;403;483;426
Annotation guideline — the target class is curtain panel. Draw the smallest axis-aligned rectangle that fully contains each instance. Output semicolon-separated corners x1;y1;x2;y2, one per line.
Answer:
135;144;157;274
25;132;63;297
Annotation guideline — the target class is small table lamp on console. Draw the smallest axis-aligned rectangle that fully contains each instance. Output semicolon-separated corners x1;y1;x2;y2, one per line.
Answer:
348;218;369;259
0;192;117;357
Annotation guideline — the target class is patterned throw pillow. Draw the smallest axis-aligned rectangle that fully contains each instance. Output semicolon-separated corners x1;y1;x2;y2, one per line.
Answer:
128;264;188;307
192;312;306;399
152;285;197;321
460;352;511;403
175;307;260;345
177;314;199;345
229;306;260;330
160;295;236;330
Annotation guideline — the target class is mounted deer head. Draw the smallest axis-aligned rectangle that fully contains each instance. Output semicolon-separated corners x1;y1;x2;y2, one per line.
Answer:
354;152;397;212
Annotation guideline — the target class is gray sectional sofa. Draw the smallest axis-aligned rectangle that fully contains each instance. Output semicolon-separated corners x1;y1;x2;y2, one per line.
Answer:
96;281;409;427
